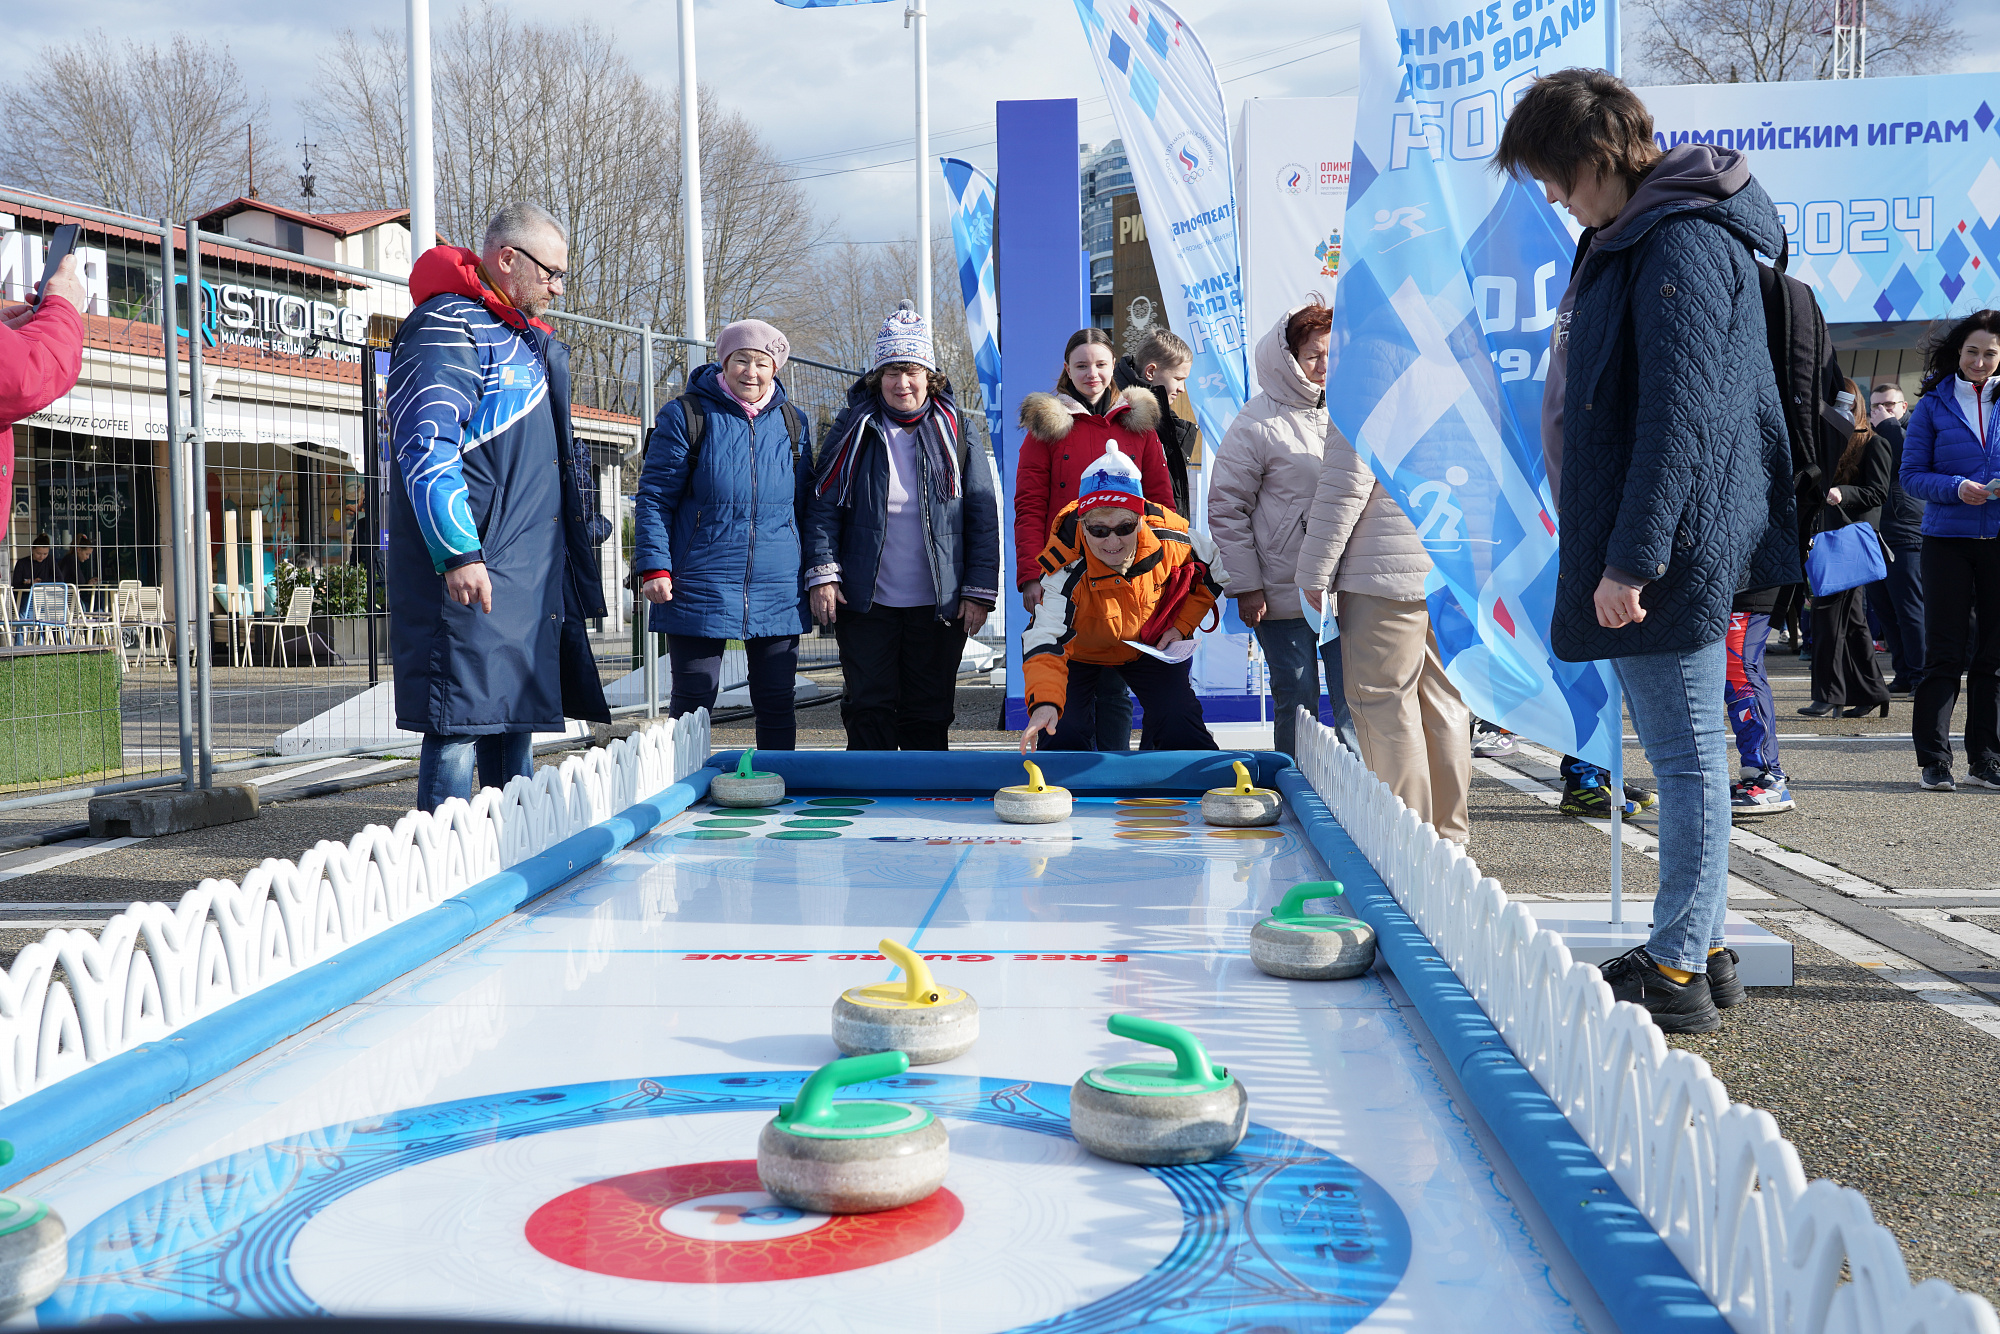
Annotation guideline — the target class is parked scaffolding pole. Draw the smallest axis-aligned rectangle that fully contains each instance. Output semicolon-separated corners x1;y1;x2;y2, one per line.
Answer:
640;324;659;718
158;218;196;792
185;222;215;789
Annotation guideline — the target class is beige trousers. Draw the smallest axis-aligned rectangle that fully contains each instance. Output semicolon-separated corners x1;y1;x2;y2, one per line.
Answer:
1337;594;1472;843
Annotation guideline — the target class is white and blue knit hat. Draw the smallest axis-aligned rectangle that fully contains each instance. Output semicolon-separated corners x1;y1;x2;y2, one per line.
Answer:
1078;441;1145;515
872;300;937;371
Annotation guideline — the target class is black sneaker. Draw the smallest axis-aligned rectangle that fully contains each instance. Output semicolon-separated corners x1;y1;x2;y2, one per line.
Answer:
1920;764;1957;792
1967;763;2000;790
1705;947;1745;1008
1597;947;1722;1033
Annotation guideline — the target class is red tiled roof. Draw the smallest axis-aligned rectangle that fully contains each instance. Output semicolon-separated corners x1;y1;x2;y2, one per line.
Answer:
572;405;643;425
3;195;366;290
197;198;434;242
311;207;411;234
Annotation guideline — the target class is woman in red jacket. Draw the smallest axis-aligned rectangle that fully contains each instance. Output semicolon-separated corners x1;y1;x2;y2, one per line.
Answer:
1012;328;1175;751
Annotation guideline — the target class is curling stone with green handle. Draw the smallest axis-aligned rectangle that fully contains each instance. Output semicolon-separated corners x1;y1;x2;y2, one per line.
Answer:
1201;761;1281;827
833;939;979;1064
0;1143;66;1320
1069;1015;1247;1165
757;1051;949;1214
994;759;1071;823
711;750;786;807
1250;882;1377;980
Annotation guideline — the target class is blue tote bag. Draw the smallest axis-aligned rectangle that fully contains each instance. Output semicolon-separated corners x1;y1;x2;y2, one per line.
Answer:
1806;519;1887;596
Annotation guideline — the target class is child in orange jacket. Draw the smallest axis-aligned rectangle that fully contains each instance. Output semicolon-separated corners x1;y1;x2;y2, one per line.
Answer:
1020;441;1225;753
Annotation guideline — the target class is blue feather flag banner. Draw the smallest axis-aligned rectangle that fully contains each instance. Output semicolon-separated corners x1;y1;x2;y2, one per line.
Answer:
1327;0;1623;773
941;157;1003;444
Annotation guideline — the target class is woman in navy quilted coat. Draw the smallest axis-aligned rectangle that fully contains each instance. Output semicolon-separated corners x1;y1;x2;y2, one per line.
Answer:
633;320;813;751
1898;309;2000;791
1496;69;1798;1035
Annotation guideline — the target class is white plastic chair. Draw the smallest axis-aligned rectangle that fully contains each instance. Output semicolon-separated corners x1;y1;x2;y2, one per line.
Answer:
252;587;317;668
22;583;72;645
133;587;172;666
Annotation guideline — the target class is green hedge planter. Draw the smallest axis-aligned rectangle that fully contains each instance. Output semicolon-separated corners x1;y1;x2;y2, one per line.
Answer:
0;646;121;785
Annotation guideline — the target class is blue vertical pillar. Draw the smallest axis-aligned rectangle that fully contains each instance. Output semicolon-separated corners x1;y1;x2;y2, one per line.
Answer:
997;98;1081;730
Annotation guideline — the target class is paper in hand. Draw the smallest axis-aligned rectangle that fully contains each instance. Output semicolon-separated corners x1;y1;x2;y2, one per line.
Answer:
1317;592;1340;647
1123;637;1197;664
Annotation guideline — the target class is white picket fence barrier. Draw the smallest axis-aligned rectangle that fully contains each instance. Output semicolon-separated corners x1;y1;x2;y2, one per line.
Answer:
1295;711;1998;1334
0;711;711;1110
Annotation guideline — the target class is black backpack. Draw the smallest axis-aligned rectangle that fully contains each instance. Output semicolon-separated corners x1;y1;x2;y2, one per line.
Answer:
1756;234;1847;493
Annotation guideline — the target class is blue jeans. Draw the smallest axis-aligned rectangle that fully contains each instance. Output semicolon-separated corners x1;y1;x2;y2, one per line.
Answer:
1612;639;1731;974
1255;618;1358;759
417;731;534;813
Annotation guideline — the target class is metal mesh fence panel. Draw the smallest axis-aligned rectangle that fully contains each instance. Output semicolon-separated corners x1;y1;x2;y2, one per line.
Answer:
0;191;194;802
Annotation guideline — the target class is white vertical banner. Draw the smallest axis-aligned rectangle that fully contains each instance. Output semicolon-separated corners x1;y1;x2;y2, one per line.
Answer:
1237;97;1357;392
1071;0;1249;493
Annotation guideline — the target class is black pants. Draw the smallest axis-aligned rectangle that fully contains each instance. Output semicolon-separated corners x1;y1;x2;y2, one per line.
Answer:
1045;656;1217;752
1866;546;1927;688
833;602;968;750
1914;536;2000;770
668;634;799;751
1094;667;1134;751
1809;584;1888;709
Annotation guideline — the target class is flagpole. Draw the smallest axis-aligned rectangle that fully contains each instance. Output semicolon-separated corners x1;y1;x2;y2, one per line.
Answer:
406;0;434;258
908;0;931;324
679;0;708;344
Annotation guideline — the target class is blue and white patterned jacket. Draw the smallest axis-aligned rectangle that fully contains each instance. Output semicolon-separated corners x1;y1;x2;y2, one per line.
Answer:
385;246;609;735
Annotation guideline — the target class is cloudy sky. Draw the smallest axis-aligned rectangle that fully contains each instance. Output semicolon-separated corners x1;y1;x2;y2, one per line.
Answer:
15;0;1998;245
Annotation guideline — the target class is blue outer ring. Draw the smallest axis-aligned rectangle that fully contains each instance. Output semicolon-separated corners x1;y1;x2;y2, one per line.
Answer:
45;1073;1410;1333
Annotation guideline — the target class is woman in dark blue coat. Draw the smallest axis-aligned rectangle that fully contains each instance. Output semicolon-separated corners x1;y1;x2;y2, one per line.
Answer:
804;302;1001;750
1496;70;1797;1035
1898;309;2000;791
632;320;812;751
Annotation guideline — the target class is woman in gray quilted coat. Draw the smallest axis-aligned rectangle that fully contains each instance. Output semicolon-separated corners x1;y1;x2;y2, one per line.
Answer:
1495;69;1797;1036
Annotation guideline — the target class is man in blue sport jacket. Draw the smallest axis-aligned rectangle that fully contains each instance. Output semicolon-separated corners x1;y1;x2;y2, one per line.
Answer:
387;202;611;811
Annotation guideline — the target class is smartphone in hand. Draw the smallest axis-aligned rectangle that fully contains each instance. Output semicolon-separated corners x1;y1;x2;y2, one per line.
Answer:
33;224;79;308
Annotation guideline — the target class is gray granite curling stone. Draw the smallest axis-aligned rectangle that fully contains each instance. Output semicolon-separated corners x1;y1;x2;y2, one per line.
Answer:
1201;761;1281;826
832;939;979;1064
757;1051;949;1214
1069;1015;1248;1166
1250;881;1376;980
0;1190;65;1320
711;749;786;807
995;759;1071;824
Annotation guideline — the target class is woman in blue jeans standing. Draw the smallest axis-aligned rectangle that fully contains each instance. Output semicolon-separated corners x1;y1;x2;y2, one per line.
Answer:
1496;71;1798;1034
632;320;813;750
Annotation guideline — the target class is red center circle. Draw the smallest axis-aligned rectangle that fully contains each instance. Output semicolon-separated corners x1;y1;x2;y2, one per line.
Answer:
525;1159;964;1283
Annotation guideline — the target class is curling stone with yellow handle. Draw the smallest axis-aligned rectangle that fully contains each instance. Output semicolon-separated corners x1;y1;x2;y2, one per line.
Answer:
1201;761;1281;827
832;939;980;1064
994;759;1071;824
757;1051;950;1214
1250;882;1377;980
0;1143;66;1320
710;749;785;808
1069;1015;1248;1166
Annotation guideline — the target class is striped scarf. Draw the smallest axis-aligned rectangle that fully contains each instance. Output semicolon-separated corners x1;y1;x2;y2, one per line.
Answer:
814;387;962;508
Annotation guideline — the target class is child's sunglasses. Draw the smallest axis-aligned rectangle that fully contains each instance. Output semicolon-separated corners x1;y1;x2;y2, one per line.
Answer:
1083;520;1140;539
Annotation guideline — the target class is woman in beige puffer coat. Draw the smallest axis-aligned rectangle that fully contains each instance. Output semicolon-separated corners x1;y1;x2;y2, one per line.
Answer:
1207;303;1357;758
1295;419;1471;843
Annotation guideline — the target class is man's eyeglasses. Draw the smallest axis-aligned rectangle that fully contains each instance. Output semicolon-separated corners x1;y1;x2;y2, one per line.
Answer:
1084;520;1140;539
509;246;566;285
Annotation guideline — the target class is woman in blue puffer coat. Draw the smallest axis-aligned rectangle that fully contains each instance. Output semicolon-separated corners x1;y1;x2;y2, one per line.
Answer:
633;320;813;750
1899;309;2000;792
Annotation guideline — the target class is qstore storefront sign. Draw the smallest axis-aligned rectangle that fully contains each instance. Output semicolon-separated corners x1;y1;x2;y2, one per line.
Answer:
177;276;368;363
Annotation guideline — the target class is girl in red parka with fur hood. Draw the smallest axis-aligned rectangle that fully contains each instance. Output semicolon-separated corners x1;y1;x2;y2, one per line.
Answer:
1013;328;1175;611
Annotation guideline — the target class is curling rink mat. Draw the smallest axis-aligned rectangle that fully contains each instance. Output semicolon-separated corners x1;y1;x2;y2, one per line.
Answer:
26;794;1590;1333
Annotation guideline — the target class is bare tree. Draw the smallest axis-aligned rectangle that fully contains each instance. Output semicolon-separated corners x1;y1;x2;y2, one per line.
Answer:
3;31;270;219
1631;0;1960;82
303;2;827;418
